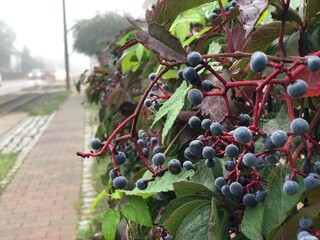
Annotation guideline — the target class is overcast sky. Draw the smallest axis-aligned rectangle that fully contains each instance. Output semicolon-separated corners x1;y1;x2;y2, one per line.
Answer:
0;0;146;74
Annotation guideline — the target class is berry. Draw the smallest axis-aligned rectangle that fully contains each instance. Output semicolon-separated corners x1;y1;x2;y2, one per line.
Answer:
225;160;236;171
201;118;212;130
299;216;313;229
205;158;216;168
234;126;252;144
290;118;309;135
152;153;166;165
142;148;149;157
243;193;258;208
153;101;161;111
188;116;201;128
151;137;158;145
210;122;224;136
238;114;251;126
306;56;320;72
221;184;231;197
263;136;276;150
188;89;204;105
183;67;202;85
231;1;237;7
202;146;215;159
270;130;288;147
315;161;320;173
202;80;214;92
184;147;197;160
265;151;281;164
109;169;117;180
178;69;184;79
211;12;218;21
189;140;204;156
187;51;202;67
250;51;268;73
115;151;126;165
144;99;152;107
225;144;239;157
282;180;299;195
168;159;182;175
229;182;243;197
243;153;256;167
162;84;169;91
136;179;148;190
90;138;102;150
183;160;194;170
297;231;312;240
214;177;226;190
149;72;156;81
113;176;128;189
303;173;320;190
164;235;173;240
137;139;145;147
153;145;161;153
255;157;265;170
287;80;308;98
255;189;268;202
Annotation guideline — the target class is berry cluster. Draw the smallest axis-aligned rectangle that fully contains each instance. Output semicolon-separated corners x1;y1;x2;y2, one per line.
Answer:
297;216;319;240
211;0;237;21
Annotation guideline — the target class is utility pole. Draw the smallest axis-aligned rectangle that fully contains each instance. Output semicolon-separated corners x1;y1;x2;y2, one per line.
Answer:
62;0;70;90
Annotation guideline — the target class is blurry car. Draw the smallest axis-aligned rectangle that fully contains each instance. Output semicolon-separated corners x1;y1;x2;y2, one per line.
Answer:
28;69;56;80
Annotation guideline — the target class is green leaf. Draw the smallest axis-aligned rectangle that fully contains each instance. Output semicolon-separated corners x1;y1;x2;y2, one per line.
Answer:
271;3;303;26
183;26;211;47
90;190;106;214
121;196;153;227
207;41;222;55
305;0;320;23
145;0;214;27
136;44;145;63
173;181;213;197
111;189;124;200
262;103;290;134
161;69;178;79
262;165;305;239
208;198;230;239
241;203;265;240
175;203;211;239
152;81;191;143
243;21;297;52
102;208;120;240
123;169;195;199
160;194;211;224
163;200;210;237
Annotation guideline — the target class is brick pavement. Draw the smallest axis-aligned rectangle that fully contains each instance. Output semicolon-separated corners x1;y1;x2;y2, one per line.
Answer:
0;93;84;240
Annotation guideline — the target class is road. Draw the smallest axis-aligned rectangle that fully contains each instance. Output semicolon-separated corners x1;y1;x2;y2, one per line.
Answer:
0;79;47;97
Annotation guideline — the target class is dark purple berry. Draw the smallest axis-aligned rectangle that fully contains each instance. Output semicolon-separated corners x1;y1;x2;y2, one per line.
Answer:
187;51;202;67
290;118;309;135
136;179;148;190
168;159;181;175
91;138;101;150
287;80;308;98
250;51;268;73
188;89;204;105
113;176;128;189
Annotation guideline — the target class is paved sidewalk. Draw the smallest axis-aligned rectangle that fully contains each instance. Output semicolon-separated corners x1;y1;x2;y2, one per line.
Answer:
0;93;84;240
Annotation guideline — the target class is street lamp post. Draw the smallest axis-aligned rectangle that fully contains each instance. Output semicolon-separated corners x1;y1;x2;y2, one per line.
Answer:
62;0;70;90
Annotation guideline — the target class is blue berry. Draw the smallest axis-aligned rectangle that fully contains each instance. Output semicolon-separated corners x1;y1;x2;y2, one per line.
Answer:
303;173;320;190
255;189;268;202
299;216;313;229
315;161;320;173
136;179;148;190
144;99;152;107
148;72;156;81
243;193;258;208
153;101;161;111
184;147;197;160
225;144;239;157
152;153;166;166
307;56;320;72
164;235;173;240
250;51;268;73
221;184;231;197
210;122;224;136
202;146;215;159
231;1;237;7
282;180;299;195
202;80;214;92
189;140;204;156
90;138;102;150
162;84;169;91
187;51;202;67
290;118;309;135
233;126;252;144
287;80;308;98
297;231;312;240
168;159;181;175
270;130;288;147
151;137;158;145
153;145;161;153
263;136;276;150
238;114;251;126
113;176;128;189
188;89;204;105
211;12;218;21
255;157;265;170
178;69;184;79
205;158;216;168
229;182;243;197
265;151;281;164
201;118;212;130
225;160;236;171
214;177;226;190
183;67;202;85
109;169;117;180
115;151;126;165
188;116;201;128
243;153;256;167
183;160;194;170
137;139;145;147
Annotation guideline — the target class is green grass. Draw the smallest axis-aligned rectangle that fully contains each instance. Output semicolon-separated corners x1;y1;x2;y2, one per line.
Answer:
28;91;71;116
0;152;18;181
